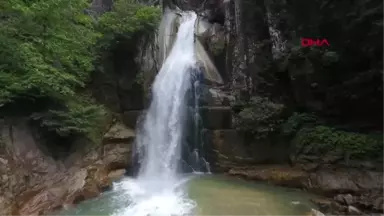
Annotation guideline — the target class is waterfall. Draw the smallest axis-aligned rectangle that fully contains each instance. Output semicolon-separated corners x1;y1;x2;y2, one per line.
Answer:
158;8;178;66
136;11;197;181
111;11;199;216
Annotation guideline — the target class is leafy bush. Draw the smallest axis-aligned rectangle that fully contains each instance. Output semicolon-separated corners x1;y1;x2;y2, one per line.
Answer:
234;96;286;140
293;125;383;160
97;0;161;50
31;95;108;142
281;112;319;135
237;107;383;160
282;113;382;160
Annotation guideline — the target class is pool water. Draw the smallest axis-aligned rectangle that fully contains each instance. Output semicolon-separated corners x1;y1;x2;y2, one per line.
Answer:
58;174;317;216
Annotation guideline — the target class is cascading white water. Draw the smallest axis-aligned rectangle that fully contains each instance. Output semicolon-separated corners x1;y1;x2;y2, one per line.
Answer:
111;11;198;216
136;10;196;183
158;8;178;65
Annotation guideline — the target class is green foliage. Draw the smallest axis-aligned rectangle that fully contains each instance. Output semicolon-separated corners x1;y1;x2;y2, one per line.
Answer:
94;0;160;94
97;0;161;50
31;96;107;142
0;0;105;141
0;0;100;106
281;112;319;135
234;96;286;140
236;106;383;160
0;0;160;142
281;112;383;160
293;125;383;160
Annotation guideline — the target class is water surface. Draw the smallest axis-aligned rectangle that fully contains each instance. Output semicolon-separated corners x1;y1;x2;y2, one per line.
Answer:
189;174;316;215
59;174;317;216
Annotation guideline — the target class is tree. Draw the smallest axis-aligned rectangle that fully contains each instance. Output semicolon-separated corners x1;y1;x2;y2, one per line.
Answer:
0;0;160;141
0;0;100;106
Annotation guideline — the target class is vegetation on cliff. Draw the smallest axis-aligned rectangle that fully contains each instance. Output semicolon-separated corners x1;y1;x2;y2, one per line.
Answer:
283;113;383;161
0;0;160;142
233;0;382;162
235;103;383;161
234;96;286;140
97;0;160;50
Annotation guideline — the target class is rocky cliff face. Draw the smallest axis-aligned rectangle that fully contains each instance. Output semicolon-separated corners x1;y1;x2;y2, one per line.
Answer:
167;0;382;125
168;0;272;98
161;0;383;215
0;119;134;215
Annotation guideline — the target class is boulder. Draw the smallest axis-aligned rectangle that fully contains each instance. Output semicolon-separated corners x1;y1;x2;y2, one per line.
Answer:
199;86;234;106
308;169;383;195
347;206;362;215
103;143;132;170
354;190;384;213
311;198;347;215
103;122;135;143
228;165;308;188
334;194;354;205
310;209;325;216
108;169;126;181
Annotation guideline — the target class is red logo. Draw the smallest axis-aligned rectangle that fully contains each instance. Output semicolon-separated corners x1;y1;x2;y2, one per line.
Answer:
301;38;330;47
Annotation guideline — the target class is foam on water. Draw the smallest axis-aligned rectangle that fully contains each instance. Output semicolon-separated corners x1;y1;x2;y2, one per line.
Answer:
111;177;196;216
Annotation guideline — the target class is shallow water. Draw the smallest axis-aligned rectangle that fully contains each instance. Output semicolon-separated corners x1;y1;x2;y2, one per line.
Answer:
58;174;317;216
188;175;316;215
